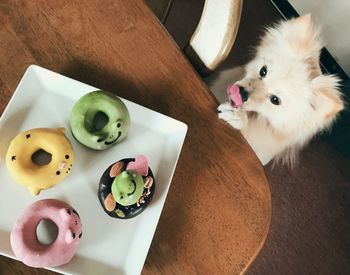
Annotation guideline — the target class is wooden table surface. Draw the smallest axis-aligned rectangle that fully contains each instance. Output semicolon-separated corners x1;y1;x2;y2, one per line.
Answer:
0;1;271;274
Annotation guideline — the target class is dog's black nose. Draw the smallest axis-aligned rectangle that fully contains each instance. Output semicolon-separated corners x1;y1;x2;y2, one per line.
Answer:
238;86;249;102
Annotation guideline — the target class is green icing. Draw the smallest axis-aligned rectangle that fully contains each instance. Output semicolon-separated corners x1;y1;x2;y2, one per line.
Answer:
115;209;126;218
111;170;144;206
69;90;130;150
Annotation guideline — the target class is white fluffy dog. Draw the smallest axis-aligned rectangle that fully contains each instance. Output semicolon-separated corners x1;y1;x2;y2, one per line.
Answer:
217;14;344;166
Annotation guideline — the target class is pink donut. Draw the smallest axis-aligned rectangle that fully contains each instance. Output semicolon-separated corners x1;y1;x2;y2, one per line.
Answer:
10;199;82;268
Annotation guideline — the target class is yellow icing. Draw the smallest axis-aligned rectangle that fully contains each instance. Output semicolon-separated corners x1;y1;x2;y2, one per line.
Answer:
6;128;74;195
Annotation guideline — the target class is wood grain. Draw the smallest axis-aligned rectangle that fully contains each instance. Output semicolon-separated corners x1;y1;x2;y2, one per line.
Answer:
0;1;271;274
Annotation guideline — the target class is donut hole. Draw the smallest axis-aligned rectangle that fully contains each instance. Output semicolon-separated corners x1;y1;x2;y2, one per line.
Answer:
36;219;58;245
92;111;109;131
31;149;52;166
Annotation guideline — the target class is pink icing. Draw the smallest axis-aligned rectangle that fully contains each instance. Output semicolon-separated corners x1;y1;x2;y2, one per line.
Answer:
10;199;82;268
227;84;243;108
126;154;148;176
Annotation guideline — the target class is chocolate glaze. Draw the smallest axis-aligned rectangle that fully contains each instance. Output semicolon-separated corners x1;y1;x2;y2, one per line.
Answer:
98;158;155;219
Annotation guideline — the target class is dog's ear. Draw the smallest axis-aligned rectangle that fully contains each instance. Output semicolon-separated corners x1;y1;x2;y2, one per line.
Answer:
286;14;322;75
291;14;314;36
289;14;315;46
311;74;344;125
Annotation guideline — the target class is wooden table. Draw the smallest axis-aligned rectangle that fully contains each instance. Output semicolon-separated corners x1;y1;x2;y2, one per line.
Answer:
0;1;271;274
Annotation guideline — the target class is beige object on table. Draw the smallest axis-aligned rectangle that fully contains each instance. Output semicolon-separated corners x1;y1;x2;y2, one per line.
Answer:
185;0;243;75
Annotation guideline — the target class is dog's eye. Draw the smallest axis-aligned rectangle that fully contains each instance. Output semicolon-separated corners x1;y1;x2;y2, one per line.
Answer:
259;65;268;78
269;95;281;105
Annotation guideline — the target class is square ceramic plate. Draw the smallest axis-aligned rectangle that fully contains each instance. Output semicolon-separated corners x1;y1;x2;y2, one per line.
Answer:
0;65;187;274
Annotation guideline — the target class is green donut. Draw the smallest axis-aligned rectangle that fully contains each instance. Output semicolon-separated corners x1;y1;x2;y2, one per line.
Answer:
69;90;130;150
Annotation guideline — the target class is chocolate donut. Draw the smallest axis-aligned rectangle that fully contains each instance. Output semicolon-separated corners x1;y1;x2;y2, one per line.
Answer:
98;155;155;219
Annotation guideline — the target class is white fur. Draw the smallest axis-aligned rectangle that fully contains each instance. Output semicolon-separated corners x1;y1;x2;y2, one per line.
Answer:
217;14;344;166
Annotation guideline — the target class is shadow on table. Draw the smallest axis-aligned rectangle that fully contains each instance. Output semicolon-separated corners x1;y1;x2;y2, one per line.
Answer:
61;59;149;109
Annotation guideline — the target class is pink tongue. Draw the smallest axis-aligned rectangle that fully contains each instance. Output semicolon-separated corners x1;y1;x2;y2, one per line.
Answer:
227;84;243;108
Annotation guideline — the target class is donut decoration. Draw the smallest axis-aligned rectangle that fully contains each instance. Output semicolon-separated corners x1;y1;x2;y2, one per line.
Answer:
10;199;82;268
5;128;74;195
69;90;130;150
98;155;155;219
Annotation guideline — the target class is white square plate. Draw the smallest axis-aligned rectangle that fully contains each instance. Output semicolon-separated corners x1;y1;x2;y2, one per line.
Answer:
0;65;187;274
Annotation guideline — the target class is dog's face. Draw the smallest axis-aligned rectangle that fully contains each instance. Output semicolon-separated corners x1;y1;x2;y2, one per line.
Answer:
237;14;343;133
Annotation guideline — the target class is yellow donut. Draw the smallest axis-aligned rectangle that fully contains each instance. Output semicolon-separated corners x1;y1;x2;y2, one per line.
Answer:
6;128;74;195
